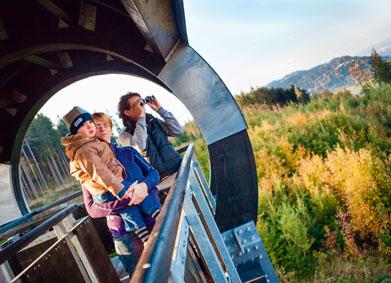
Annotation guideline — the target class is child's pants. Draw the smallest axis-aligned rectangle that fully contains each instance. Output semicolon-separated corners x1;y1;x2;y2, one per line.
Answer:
93;188;160;232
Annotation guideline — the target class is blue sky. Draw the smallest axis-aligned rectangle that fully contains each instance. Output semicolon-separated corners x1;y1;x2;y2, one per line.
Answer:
41;0;391;125
184;0;391;93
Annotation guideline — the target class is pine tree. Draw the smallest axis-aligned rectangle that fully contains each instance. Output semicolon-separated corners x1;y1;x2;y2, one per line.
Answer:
370;49;391;84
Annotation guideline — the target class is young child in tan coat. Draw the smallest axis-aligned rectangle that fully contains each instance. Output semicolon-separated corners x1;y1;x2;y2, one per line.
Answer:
61;106;160;243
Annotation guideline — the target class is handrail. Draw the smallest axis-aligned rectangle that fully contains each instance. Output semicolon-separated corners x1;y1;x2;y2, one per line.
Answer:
0;206;64;242
131;144;194;283
176;143;189;154
0;204;78;264
0;190;81;235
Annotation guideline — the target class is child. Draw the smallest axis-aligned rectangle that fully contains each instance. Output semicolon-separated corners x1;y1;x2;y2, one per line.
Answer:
61;106;160;243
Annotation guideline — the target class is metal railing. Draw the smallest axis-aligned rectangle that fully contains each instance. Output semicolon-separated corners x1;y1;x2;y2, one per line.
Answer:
131;143;242;282
0;190;81;237
131;144;194;282
0;204;78;264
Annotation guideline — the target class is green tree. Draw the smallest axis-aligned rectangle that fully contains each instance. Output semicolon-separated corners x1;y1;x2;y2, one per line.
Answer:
370;49;391;84
56;117;68;137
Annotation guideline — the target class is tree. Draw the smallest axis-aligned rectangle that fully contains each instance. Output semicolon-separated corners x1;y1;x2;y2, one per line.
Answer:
370;49;391;84
56;117;69;137
349;62;371;87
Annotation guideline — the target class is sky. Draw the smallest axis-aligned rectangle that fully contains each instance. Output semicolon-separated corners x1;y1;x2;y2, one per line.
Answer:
40;0;391;126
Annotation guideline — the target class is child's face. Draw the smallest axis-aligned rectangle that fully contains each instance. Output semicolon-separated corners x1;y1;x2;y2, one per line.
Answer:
77;120;96;138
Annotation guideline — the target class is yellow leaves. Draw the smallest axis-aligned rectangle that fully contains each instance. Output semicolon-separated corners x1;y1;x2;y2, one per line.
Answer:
257;148;288;194
325;147;385;237
293;154;332;199
288;112;309;128
256;138;389;241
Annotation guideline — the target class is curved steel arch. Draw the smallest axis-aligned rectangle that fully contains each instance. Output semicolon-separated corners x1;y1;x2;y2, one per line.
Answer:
0;0;257;231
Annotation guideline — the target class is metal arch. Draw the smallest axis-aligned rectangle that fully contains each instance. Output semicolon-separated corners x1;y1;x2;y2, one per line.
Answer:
158;44;248;145
0;29;164;74
157;44;258;230
0;0;259;231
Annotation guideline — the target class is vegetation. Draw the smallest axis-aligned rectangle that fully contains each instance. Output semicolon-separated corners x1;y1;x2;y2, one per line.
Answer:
236;85;310;108
22;114;78;209
371;49;391;84
176;81;391;281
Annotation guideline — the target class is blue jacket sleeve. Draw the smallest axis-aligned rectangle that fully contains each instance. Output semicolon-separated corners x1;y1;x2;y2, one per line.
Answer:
133;150;160;191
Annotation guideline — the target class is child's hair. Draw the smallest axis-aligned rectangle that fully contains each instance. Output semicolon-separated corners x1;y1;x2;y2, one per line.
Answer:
92;112;113;129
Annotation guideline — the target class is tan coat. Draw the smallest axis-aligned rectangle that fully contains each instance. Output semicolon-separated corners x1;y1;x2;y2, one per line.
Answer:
61;134;125;196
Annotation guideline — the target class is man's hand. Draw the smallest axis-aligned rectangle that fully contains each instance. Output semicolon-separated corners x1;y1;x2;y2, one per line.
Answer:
124;187;134;199
148;96;161;112
128;182;149;205
134;102;146;118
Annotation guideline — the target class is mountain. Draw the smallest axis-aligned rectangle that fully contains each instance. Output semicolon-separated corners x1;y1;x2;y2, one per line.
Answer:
267;56;371;94
266;38;391;94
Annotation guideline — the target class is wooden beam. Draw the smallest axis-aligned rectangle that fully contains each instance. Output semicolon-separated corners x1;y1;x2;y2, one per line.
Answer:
35;0;77;26
79;1;97;31
24;55;64;70
0;89;27;109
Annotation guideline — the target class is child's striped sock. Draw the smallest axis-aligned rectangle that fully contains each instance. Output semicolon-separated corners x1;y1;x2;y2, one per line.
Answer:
134;226;150;243
151;209;160;220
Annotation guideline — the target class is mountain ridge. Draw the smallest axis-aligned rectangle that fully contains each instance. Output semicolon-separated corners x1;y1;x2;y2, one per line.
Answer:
266;38;390;94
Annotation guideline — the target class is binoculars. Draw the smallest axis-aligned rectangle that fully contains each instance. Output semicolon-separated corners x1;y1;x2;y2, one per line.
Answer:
140;95;155;106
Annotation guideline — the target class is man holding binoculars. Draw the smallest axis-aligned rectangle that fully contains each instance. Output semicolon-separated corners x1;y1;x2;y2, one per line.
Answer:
117;92;184;181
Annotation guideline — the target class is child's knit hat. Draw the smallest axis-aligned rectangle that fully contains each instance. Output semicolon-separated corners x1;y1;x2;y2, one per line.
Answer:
63;106;93;135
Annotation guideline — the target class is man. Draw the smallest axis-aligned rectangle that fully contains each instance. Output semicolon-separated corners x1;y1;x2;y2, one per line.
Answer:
117;92;184;180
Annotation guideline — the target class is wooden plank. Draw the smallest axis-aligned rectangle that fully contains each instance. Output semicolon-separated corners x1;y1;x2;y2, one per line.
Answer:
72;217;120;283
24;55;64;70
78;1;97;31
11;238;85;283
34;0;77;26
